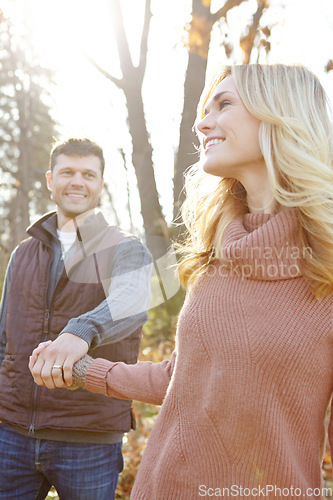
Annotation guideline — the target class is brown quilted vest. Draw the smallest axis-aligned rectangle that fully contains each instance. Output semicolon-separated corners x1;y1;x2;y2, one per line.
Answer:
0;211;142;433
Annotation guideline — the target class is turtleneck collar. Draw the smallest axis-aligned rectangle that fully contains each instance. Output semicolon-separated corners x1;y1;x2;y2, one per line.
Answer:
221;208;304;280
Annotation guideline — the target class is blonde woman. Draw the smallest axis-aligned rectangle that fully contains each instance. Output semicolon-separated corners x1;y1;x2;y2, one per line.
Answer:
30;64;333;499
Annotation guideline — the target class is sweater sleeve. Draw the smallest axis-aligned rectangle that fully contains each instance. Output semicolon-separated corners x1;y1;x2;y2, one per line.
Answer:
85;350;177;406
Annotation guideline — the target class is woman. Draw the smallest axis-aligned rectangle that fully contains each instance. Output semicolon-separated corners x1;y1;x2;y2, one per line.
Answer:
31;64;333;499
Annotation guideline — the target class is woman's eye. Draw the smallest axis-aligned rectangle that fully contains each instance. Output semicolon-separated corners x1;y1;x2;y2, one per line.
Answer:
218;101;230;110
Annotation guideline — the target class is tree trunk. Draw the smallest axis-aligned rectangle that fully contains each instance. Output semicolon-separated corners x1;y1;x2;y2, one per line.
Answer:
89;0;171;258
173;52;208;225
173;0;270;238
124;82;169;257
173;0;212;234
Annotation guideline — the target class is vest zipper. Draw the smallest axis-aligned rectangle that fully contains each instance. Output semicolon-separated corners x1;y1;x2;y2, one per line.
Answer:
29;381;40;435
29;244;64;432
29;246;71;432
29;241;73;433
29;308;51;433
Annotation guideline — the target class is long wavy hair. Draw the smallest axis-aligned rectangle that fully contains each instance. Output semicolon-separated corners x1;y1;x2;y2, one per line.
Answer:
178;64;333;298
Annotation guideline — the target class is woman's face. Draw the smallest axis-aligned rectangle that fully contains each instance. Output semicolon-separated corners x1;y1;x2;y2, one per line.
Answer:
197;76;265;182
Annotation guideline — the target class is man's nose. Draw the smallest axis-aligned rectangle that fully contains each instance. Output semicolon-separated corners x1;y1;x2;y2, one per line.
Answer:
70;172;84;186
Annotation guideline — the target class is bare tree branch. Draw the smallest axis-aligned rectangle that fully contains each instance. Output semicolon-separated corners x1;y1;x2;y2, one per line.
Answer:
110;0;134;78
138;0;152;78
86;0;151;87
211;0;247;24
84;52;124;89
103;181;121;227
119;148;136;234
240;0;269;64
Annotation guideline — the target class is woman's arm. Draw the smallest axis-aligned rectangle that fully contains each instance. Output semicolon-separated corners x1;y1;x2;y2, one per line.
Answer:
85;353;176;405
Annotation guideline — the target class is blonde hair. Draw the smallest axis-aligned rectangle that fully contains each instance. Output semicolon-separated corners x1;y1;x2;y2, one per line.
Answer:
178;64;333;298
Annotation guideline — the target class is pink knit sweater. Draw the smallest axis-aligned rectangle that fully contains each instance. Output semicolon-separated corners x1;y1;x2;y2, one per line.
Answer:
86;209;333;499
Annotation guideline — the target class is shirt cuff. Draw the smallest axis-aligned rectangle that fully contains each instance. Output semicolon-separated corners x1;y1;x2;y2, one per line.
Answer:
60;321;96;346
85;358;116;394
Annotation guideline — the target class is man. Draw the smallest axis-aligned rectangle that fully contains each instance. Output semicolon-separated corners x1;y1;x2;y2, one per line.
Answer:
0;138;152;500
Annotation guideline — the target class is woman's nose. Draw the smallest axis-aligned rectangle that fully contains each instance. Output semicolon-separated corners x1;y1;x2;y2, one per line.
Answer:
196;113;214;135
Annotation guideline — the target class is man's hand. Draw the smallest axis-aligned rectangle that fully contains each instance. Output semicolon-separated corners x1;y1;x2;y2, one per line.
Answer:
28;333;89;389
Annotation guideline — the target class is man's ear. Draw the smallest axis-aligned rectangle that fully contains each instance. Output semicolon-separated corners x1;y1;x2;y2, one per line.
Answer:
45;170;52;192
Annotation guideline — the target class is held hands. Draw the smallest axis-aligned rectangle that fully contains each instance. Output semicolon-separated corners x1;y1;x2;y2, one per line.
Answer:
28;333;89;389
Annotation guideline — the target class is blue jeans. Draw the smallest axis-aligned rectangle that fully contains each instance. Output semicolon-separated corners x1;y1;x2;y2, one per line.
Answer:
0;424;123;500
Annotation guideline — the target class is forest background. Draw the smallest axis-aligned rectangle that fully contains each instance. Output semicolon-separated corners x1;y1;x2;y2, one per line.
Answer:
0;0;332;498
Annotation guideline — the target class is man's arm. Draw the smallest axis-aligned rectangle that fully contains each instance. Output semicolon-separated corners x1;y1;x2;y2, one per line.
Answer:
0;249;17;368
62;237;152;348
30;237;153;389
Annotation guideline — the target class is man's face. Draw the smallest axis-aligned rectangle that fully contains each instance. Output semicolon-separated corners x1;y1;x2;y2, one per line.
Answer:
46;154;104;229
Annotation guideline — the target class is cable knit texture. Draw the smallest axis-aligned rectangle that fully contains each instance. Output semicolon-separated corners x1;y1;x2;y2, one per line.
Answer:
69;355;95;389
85;209;333;499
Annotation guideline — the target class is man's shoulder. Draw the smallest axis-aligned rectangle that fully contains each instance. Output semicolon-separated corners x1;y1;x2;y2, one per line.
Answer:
16;235;37;251
7;237;40;275
102;224;143;250
94;225;152;271
15;211;57;253
111;228;150;254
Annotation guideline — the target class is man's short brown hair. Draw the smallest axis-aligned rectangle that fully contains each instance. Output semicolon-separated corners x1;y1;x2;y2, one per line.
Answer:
50;138;105;176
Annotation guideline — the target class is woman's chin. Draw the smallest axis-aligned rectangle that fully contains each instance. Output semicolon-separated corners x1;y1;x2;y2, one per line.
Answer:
202;162;223;177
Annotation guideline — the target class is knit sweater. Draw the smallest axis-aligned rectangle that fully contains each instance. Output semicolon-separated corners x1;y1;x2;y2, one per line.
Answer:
84;209;333;499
